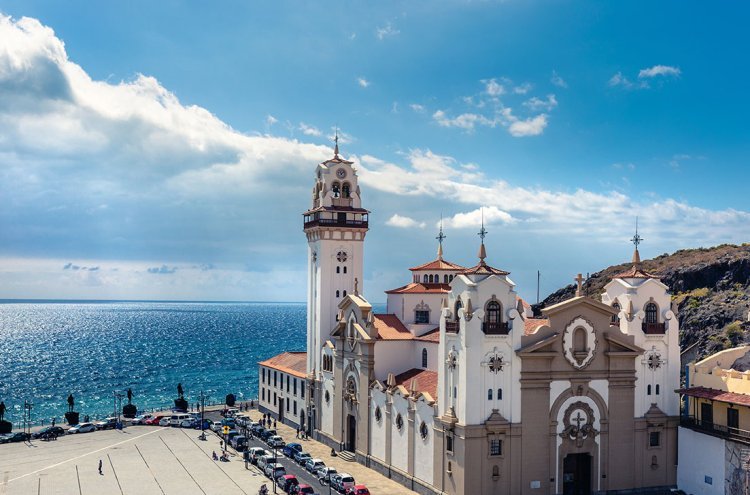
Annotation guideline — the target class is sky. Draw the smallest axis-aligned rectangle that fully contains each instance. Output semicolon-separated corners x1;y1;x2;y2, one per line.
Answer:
0;1;749;303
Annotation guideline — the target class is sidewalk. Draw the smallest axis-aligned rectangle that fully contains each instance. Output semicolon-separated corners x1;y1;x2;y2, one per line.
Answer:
245;411;417;494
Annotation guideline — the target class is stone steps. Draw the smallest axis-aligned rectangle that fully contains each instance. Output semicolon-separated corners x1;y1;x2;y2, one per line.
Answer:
337;450;356;462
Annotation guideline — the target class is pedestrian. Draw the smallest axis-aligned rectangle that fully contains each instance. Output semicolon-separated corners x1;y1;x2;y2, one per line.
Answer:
98;459;103;475
296;427;299;439
52;418;55;427
273;419;277;429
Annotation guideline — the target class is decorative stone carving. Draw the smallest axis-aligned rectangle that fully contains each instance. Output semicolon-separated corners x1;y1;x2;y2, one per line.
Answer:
559;401;599;448
562;316;597;370
482;347;506;374
446;346;458;370
644;346;665;370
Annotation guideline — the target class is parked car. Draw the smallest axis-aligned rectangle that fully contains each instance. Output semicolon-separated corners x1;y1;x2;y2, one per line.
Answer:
278;474;299;493
268;435;285;448
169;414;191;427
251;423;265;435
293;451;312;466
296;485;315;495
131;414;153;425
345;485;370;495
195;418;213;430
67;422;96;434
145;415;167;426
230;434;247;450
33;426;66;439
316;466;337;483
257;454;278;472
330;473;355;493
158;417;170;427
225;408;239;417
248;447;270;465
181;418;197;428
95;417;117;430
282;442;302;457
305;458;325;474
220;417;236;428
260;428;276;442
0;432;30;443
211;421;224;433
263;462;286;479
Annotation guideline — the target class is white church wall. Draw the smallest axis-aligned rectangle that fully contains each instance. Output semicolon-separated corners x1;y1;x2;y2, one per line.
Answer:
402;293;444;327
677;426;724;495
390;394;410;473
549;380;571;409
374;341;416;380
414;400;435;484
417;342;439;371
321;376;334;436
369;389;387;462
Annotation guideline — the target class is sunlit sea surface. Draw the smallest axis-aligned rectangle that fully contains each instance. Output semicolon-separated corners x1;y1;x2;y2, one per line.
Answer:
0;301;322;425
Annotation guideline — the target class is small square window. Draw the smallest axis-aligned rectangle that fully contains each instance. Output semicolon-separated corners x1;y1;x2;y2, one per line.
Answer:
446;435;454;453
489;439;502;456
649;431;660;447
415;310;430;324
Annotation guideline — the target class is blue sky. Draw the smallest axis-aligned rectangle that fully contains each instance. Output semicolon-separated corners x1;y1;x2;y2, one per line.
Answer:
0;1;749;302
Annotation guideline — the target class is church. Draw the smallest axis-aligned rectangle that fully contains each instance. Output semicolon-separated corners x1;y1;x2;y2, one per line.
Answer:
257;143;680;495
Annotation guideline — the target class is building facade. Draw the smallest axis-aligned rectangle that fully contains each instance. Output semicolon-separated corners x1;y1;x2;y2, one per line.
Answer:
259;147;681;495
678;346;750;495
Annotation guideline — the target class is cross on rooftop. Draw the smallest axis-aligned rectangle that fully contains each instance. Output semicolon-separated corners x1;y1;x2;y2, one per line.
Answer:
631;217;643;249
575;273;584;297
478;208;487;242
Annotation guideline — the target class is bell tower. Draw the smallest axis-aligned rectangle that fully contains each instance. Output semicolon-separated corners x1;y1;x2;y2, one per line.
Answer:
303;136;369;426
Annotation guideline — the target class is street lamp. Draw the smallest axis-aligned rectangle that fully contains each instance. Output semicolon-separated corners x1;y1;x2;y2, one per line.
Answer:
23;400;33;441
114;392;124;427
199;391;208;441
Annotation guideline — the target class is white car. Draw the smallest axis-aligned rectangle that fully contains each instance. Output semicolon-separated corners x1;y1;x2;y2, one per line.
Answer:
306;458;326;474
263;462;285;479
248;447;270;464
211;422;224;433
181;418;197;428
131;414;152;425
67;422;96;434
158;417;170;427
267;435;285;448
257;454;278;472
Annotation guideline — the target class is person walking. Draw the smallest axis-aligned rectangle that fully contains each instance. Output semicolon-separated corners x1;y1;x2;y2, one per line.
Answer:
51;418;55;427
296;427;299;439
98;459;103;475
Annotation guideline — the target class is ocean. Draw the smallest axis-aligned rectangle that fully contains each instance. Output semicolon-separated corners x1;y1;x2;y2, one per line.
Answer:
0;300;385;426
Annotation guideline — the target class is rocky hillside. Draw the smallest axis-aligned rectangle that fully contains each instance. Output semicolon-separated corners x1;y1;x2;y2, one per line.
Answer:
534;244;750;359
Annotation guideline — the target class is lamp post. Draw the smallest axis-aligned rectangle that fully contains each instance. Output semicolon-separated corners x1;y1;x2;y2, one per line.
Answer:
114;392;124;427
273;443;278;494
199;391;208;441
23;400;33;441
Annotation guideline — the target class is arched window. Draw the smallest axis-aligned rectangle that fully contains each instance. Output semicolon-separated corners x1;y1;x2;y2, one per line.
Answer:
332;182;341;198
343;290;347;297
656;384;660;395
336;290;340;298
647;384;652;395
487;389;493;400
449;275;454;282
434;274;439;282
423;274;428;283
422;348;428;368
343;266;347;274
486;301;502;325
645;303;658;324
611;302;621;324
428;274;434;283
497;388;502;400
444;274;449;283
342;183;351;198
454;298;463;321
336;266;340;274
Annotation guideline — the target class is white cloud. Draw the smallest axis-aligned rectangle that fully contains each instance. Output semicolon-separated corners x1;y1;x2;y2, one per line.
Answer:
443;206;514;229
299;122;322;136
639;65;681;79
608;71;634;88
611;162;636;171
265;115;278;126
433;110;495;131
409;103;425;113
551;71;567;88
508;114;548;137
357;77;370;88
386;214;426;229
513;83;532;95
523;94;557;112
484;78;506;97
375;22;399;40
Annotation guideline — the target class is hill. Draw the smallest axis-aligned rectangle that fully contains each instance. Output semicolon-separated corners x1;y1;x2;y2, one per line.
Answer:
534;244;750;360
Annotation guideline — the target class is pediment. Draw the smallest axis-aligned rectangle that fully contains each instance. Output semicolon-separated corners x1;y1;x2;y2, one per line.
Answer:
543;295;617;318
604;334;644;355
517;332;560;356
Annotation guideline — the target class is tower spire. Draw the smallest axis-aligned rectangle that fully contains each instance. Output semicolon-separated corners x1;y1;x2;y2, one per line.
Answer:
333;128;340;158
631;217;643;266
436;215;446;260
477;207;487;264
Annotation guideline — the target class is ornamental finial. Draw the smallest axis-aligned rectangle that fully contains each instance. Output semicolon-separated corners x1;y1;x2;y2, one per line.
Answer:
477;207;487;263
631;217;643;265
334;128;340;158
436;215;446;260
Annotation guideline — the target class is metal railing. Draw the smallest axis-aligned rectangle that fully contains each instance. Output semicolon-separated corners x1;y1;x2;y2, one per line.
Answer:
445;321;459;333
642;321;667;334
681;416;750;444
303;218;368;229
482;321;510;335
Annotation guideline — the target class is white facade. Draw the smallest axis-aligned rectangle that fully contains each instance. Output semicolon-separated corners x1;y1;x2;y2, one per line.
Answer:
677;426;725;495
258;361;306;427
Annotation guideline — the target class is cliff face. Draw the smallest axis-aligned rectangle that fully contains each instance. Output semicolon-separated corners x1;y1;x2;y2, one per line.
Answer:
534;244;750;359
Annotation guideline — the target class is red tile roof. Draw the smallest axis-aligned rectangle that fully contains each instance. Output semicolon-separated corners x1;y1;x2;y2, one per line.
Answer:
394;368;439;399
385;282;451;294
258;352;307;378
462;261;509;276
614;264;657;279
415;327;440;343
524;318;549;335
409;258;466;272
679;386;750;407
373;314;413;340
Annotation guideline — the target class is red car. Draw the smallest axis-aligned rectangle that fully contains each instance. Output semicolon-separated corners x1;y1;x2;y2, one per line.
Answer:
145;415;167;425
345;485;370;495
278;474;298;493
296;485;314;495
